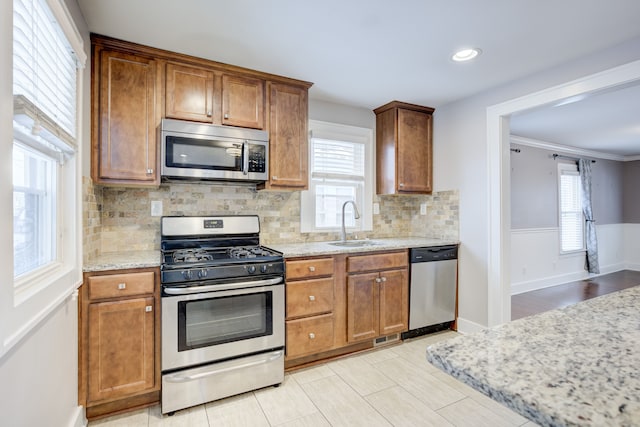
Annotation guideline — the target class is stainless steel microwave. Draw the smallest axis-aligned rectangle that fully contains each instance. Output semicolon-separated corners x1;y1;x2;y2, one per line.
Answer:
160;118;269;182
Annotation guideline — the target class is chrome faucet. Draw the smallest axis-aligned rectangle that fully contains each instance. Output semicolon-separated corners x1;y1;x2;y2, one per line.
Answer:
340;200;361;243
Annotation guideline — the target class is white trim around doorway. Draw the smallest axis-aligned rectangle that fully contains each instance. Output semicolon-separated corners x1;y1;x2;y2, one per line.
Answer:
486;59;640;327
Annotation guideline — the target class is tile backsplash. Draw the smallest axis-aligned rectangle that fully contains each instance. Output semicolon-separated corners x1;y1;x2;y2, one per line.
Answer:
83;177;458;262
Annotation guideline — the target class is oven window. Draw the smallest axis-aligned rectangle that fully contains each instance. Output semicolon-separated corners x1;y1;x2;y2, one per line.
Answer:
166;136;242;170
177;291;273;351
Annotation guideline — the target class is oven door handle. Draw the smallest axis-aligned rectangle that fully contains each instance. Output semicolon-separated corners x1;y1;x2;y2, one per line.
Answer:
163;276;283;295
163;350;284;383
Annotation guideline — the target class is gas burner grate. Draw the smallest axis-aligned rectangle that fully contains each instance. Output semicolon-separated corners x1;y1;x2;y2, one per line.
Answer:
228;246;273;259
172;248;214;263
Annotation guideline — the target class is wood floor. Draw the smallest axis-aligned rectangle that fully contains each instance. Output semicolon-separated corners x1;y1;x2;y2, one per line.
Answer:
511;269;640;320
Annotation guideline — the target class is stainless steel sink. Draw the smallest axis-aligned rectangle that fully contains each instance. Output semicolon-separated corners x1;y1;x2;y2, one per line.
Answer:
329;240;379;247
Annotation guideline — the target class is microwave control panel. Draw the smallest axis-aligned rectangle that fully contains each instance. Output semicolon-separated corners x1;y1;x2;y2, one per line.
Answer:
248;145;266;173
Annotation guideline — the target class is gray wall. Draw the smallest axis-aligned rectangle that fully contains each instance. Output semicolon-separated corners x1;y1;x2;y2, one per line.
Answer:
510;142;627;229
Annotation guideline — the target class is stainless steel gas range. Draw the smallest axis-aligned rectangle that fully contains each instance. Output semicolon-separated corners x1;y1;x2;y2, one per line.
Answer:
160;215;285;414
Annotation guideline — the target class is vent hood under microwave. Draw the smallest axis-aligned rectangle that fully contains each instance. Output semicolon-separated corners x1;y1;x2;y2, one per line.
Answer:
160;118;269;183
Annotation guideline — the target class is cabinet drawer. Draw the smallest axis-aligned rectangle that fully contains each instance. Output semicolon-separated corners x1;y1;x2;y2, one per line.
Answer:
286;278;334;319
347;251;408;273
286;314;334;358
286;258;334;280
88;272;155;300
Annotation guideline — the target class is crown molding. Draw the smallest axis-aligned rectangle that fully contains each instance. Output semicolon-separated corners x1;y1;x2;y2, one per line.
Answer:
509;134;634;161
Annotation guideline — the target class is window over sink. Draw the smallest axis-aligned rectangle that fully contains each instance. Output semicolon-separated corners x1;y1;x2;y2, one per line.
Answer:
300;120;373;233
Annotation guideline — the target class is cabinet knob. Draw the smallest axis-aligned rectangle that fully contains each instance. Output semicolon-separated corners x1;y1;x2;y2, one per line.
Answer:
207;110;212;117
399;183;404;187
118;283;126;290
145;305;153;312
272;176;278;180
146;168;154;175
309;333;315;339
309;295;315;301
375;277;381;283
381;276;387;282
308;266;315;272
224;113;229;119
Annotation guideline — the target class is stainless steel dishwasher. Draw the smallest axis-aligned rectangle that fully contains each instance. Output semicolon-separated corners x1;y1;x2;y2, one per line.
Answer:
402;245;458;339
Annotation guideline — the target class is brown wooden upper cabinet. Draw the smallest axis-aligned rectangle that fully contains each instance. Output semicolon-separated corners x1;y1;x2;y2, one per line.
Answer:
260;82;309;190
165;63;215;123
374;101;435;195
92;44;161;186
221;74;265;129
165;64;265;129
91;34;311;189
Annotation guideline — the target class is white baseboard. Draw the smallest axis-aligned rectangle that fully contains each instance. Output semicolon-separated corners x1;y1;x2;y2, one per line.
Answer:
455;317;486;334
624;263;640;271
69;406;86;427
511;262;627;295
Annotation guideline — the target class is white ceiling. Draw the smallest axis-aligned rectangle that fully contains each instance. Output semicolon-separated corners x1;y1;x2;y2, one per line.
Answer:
77;0;640;155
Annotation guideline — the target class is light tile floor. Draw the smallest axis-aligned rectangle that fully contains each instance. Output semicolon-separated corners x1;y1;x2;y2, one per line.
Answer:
90;331;539;427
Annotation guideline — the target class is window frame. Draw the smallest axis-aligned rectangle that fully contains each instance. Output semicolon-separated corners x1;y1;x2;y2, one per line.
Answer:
1;0;84;358
557;162;585;254
301;120;374;234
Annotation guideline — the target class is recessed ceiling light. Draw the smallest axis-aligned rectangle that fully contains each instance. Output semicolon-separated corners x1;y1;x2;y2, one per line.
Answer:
452;48;482;62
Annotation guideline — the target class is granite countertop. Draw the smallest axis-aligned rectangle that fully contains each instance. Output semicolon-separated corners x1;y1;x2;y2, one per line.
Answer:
83;250;161;272
426;286;640;427
82;237;458;271
267;237;458;258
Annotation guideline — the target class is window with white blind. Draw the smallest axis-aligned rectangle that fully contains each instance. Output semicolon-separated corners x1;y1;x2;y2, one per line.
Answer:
12;0;84;304
558;163;585;253
301;121;374;233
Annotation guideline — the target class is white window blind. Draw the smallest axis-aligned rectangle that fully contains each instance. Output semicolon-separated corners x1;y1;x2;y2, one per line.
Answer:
13;0;78;139
559;164;584;253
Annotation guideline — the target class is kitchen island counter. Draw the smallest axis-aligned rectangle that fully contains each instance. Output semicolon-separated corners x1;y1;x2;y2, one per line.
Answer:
426;286;640;426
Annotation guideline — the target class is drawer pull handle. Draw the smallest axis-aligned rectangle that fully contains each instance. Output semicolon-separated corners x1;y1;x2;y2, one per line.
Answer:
308;266;315;272
309;295;315;301
309;333;315;339
145;305;153;312
118;283;126;290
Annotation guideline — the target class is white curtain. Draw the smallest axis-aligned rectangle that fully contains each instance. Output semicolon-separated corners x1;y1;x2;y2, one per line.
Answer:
578;159;599;274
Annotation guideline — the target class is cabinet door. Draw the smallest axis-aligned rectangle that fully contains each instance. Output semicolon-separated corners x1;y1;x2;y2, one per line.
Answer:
267;83;308;189
378;269;409;336
88;297;155;403
95;50;159;184
166;63;214;122
221;74;265;129
346;273;379;342
397;108;432;193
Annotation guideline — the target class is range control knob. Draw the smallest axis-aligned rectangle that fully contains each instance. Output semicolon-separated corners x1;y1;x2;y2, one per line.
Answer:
198;269;208;279
182;270;193;280
247;265;257;274
260;265;268;273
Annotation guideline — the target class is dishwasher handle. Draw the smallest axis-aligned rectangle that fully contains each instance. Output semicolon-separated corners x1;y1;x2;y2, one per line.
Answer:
411;245;458;263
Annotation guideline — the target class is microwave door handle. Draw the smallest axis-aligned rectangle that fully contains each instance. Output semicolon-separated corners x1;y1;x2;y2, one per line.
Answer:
242;141;249;175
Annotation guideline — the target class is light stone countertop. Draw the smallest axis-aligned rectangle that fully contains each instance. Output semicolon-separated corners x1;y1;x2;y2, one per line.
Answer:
266;237;458;258
426;286;640;427
83;250;161;272
82;237;458;271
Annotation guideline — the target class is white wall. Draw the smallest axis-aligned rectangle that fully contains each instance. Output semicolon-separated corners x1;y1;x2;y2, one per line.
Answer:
434;36;640;330
510;224;627;294
0;0;89;426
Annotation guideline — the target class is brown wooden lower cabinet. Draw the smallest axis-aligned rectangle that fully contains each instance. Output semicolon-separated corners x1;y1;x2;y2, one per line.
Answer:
79;267;160;420
346;251;409;343
285;251;409;369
